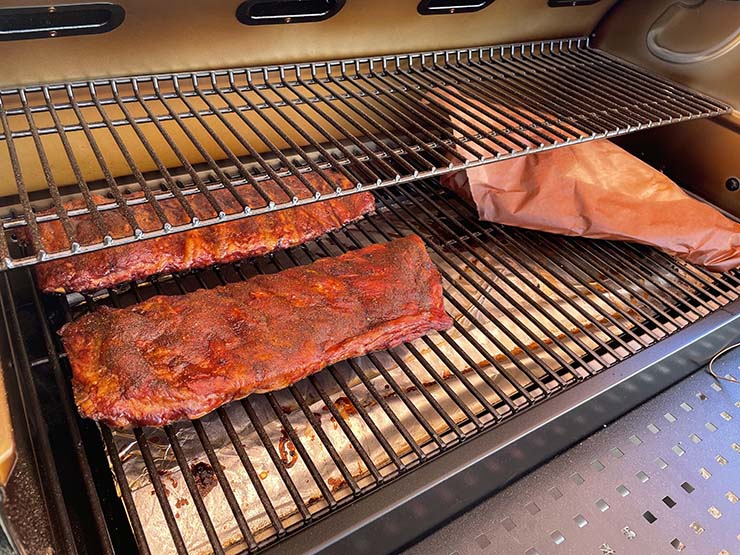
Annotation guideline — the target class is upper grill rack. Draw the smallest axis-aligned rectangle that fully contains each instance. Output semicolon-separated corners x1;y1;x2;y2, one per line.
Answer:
0;36;730;269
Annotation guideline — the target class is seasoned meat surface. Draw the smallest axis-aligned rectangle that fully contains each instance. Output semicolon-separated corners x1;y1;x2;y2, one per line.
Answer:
60;235;453;428
34;171;374;293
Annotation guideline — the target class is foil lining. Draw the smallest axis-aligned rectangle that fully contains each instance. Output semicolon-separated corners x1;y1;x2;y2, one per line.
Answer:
100;200;708;555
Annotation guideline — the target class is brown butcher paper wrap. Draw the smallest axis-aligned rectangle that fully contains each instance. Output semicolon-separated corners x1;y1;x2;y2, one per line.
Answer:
440;111;740;272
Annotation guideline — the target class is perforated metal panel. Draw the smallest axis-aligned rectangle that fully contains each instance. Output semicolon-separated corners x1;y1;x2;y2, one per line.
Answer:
405;358;740;555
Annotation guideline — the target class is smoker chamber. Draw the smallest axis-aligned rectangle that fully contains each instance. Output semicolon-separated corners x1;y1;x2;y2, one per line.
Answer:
0;14;737;555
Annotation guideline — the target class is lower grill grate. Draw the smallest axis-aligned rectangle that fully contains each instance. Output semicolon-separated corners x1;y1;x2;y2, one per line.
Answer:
12;179;740;554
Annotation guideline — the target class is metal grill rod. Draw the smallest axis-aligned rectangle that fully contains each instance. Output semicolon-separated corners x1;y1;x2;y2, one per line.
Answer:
152;272;320;547
306;235;450;453
86;83;175;231
243;251;411;478
351;213;543;406
63;84;142;238
304;70;435;173
414;185;640;358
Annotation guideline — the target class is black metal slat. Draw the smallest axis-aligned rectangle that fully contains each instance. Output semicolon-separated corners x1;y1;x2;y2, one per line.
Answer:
535;232;678;334
358;217;564;398
507;227;657;346
587;240;710;317
559;236;698;324
263;393;339;508
203;264;350;509
185;267;337;523
100;427;152;555
133;428;189;554
163;426;227;555
191;419;259;551
241;398;313;521
265;243;422;469
226;260;386;485
216;407;287;538
26;271;115;554
297;234;437;458
240;252;411;478
344;212;529;409
0;273;78;553
604;241;729;305
626;239;740;294
286;385;363;494
305;372;386;482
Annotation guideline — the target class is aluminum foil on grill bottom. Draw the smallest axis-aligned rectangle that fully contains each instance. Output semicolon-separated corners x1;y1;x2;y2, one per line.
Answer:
106;206;709;555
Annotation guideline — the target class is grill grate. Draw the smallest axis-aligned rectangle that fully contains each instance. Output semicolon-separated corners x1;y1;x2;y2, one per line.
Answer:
0;37;730;269
13;180;740;554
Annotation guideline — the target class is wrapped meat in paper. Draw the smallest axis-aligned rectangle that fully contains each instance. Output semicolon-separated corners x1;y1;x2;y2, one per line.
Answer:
439;98;740;272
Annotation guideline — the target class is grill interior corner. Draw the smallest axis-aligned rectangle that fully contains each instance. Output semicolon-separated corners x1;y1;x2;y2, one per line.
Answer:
0;1;739;554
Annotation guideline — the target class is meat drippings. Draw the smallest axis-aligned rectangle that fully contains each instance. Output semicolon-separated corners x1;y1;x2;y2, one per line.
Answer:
190;462;217;497
278;429;298;469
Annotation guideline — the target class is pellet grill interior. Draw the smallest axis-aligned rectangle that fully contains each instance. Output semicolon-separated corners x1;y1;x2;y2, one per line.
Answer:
0;1;738;553
8;177;740;554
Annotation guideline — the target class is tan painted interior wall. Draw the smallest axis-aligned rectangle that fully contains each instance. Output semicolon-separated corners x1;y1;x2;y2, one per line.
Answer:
595;0;740;215
0;0;617;87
